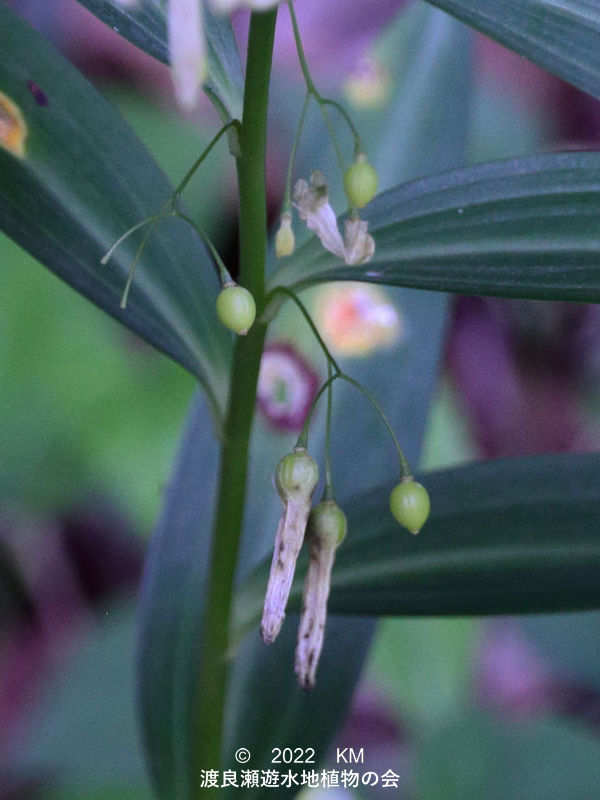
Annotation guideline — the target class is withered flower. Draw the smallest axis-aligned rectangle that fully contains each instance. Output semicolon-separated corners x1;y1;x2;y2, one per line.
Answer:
261;447;319;645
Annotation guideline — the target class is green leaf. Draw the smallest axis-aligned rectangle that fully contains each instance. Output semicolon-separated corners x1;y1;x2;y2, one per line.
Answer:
75;0;243;118
424;0;600;101
233;453;600;639
137;394;221;800
415;712;600;800
373;0;472;182
272;151;600;303
0;4;231;416
367;618;477;728
13;605;150;796
519;611;600;689
222;618;373;799
77;0;168;63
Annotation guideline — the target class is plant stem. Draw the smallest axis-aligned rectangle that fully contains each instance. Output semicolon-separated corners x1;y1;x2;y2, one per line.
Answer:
192;10;277;798
283;90;311;209
120;213;171;308
323;360;334;500
175;210;232;285
287;0;360;171
296;370;412;481
173;120;239;205
267;285;341;373
338;373;412;479
296;372;339;450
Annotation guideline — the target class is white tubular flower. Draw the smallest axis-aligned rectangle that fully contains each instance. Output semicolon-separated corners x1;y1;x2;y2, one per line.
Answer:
295;543;336;691
168;0;208;112
168;0;282;111
293;171;375;266
343;217;375;265
295;500;347;691
293;172;346;260
261;448;319;646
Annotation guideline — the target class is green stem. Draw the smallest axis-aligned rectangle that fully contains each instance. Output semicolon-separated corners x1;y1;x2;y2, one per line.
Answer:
192;10;276;799
283;91;311;209
267;286;341;373
100;216;160;265
235;11;276;309
273;283;408;477
175;210;232;285
318;102;346;174
338;373;412;479
323;360;334;500
296;371;412;481
287;0;361;170
173;121;239;205
120;213;172;308
107;122;237;303
296;372;339;450
321;98;362;156
287;0;316;94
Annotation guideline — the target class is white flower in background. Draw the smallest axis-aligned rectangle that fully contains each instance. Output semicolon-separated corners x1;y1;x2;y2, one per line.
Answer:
168;0;207;112
168;0;283;111
314;283;402;357
293;171;375;266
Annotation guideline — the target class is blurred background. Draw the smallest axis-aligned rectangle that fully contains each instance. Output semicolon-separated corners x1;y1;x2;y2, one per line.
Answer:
3;0;600;797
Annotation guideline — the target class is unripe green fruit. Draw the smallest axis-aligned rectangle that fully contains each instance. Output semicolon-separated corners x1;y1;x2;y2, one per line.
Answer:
389;479;430;534
343;155;378;208
308;501;347;549
275;448;319;501
216;284;256;335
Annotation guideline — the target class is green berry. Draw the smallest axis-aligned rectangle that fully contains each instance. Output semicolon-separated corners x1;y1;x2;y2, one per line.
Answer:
275;448;319;502
389;479;430;534
216;284;256;335
343;155;378;208
307;500;347;550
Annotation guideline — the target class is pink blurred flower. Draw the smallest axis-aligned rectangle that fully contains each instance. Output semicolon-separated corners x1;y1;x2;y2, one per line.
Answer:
256;343;320;432
475;621;556;717
447;297;600;458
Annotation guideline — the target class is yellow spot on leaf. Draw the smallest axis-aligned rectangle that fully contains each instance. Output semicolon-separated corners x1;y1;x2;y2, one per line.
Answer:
0;91;27;158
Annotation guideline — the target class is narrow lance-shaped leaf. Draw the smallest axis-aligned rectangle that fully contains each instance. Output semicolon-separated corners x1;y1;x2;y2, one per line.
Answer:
272;151;600;304
137;394;221;800
75;0;244;118
232;453;600;640
423;0;600;101
0;4;232;417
